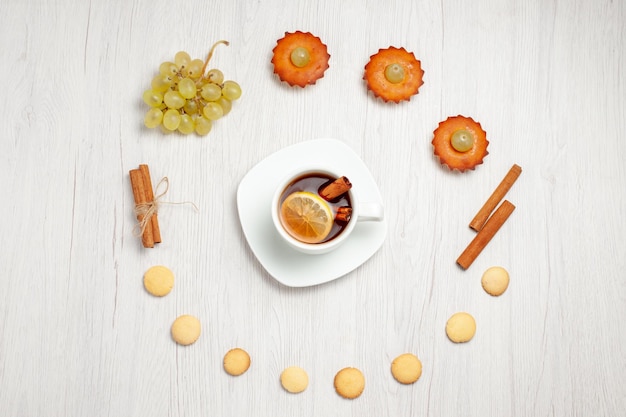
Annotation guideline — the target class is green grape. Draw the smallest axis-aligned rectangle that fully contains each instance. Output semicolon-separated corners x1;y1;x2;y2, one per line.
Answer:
151;74;173;92
174;51;191;72
159;61;179;76
222;81;242;100
186;59;204;80
164;90;185;109
217;97;232;115
162;109;181;131
202;102;223;120
450;129;474;152
142;90;163;107
384;63;405;84
206;68;224;84
290;47;310;68
194;116;212;136
178;114;196;134
144;108;164;128
178;78;197;99
183;99;199;115
200;83;222;101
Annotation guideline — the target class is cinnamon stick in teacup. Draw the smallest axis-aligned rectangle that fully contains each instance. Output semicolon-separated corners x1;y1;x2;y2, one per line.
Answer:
319;176;352;201
336;206;352;223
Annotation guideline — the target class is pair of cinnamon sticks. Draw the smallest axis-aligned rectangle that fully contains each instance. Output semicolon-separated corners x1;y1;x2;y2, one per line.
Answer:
320;176;353;223
129;164;161;248
456;164;522;269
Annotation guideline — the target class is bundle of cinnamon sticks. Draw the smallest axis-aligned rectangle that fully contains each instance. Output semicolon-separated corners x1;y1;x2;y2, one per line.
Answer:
457;164;522;269
129;164;161;248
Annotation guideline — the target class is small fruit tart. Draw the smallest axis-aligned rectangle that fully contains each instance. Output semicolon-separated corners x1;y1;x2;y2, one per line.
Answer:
364;46;424;102
271;31;330;87
432;115;489;172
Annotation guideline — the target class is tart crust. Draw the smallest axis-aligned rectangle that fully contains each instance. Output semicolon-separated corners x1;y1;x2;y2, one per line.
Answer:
432;115;489;172
364;46;424;102
271;31;330;87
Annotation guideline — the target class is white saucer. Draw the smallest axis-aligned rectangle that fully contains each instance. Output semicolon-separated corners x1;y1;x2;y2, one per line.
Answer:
236;138;387;287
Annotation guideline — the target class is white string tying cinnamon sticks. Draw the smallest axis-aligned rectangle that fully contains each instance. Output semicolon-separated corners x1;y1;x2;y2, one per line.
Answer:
131;176;199;241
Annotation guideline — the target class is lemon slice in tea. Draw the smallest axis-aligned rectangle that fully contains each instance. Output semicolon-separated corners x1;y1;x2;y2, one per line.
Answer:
280;191;334;244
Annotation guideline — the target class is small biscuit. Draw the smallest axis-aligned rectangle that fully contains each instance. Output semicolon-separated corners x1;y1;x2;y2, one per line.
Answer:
144;265;174;297
223;348;251;376
391;353;422;384
280;366;309;393
171;315;201;346
334;367;365;399
481;266;510;296
446;312;476;343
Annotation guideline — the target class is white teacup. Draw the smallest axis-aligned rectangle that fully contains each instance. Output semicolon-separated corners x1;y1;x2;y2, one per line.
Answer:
271;167;384;255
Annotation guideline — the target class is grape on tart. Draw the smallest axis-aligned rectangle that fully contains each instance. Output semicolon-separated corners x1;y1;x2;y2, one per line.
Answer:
363;46;424;103
142;41;242;136
271;31;330;87
432;115;489;172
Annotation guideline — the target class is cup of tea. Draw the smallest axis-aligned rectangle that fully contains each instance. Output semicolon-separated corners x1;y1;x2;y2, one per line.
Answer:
271;167;384;255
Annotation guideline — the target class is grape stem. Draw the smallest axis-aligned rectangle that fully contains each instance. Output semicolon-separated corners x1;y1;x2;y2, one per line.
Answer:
201;40;229;78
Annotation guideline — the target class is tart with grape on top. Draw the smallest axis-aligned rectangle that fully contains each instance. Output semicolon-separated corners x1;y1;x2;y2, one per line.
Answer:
271;31;330;87
364;46;424;103
432;115;489;172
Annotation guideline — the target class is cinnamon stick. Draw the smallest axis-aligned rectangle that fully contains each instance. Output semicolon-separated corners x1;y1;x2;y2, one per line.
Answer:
336;206;352;223
319;176;352;201
469;164;522;231
457;200;515;270
129;169;155;248
139;164;161;243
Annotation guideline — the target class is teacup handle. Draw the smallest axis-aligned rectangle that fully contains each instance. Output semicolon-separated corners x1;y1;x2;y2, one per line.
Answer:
356;202;384;222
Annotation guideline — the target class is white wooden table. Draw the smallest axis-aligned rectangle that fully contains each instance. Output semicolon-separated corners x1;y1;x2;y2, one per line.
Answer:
1;0;624;416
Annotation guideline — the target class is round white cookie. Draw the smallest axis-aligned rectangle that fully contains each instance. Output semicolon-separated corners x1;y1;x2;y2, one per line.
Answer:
391;353;422;384
446;312;476;343
223;348;251;376
171;315;201;346
334;367;365;399
280;366;309;393
143;265;174;296
481;266;510;296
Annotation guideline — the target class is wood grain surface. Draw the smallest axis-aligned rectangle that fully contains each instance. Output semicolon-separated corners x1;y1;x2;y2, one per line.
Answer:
0;0;624;416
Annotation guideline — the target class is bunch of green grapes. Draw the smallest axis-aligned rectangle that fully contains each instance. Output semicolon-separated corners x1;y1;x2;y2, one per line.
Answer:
142;41;242;136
